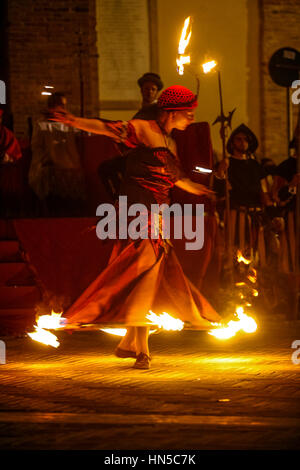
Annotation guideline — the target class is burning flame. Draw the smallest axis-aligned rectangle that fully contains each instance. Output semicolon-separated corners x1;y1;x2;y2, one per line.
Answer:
28;310;66;348
248;268;257;284
202;60;217;74
208;306;257;340
146;311;184;331
236;250;251;265
28;327;60;348
100;328;156;336
176;16;192;75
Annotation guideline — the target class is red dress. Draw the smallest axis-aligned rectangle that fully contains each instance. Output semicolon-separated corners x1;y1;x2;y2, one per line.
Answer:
65;122;221;328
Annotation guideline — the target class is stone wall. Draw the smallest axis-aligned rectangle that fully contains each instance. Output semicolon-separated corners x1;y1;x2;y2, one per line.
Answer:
260;0;300;162
6;0;99;138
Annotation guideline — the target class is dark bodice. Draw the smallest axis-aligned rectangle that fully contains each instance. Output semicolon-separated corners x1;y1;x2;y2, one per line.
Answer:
120;146;185;208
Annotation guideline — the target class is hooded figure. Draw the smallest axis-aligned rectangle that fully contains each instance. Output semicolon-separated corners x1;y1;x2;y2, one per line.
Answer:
215;123;269;263
226;123;258;156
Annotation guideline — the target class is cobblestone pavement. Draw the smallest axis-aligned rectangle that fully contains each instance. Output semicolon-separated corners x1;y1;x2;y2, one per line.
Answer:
0;320;299;450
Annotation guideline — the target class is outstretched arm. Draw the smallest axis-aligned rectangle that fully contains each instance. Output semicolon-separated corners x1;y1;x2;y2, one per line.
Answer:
49;108;135;143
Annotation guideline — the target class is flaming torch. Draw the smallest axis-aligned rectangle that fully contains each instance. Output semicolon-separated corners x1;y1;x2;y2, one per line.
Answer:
101;311;184;337
176;16;192;76
208;250;259;340
209;306;257;340
28;310;66;348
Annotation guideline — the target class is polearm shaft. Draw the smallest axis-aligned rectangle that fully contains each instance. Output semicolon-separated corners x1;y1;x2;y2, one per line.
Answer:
295;107;300;319
218;71;233;271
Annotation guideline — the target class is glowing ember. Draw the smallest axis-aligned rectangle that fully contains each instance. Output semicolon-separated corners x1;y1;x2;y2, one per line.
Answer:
176;16;192;75
146;311;184;331
202;60;217;74
28;310;66;348
236;250;251;265
208;306;257;340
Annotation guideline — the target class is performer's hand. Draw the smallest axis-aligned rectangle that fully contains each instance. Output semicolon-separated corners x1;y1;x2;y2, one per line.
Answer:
215;158;229;179
47;106;76;126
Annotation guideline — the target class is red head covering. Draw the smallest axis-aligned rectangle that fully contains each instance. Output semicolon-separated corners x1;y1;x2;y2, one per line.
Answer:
157;85;198;111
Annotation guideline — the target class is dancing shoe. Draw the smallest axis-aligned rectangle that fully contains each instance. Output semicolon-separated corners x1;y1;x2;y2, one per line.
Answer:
133;352;151;369
115;347;137;359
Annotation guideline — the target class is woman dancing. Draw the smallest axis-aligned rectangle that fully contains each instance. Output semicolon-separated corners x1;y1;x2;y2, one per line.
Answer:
51;85;221;369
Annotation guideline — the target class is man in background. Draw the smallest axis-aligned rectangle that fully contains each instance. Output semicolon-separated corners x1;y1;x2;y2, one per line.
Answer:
132;72;163;120
29;92;86;216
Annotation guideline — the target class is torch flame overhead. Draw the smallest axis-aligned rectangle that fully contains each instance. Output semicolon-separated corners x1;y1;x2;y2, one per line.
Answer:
27;310;66;348
177;16;192;75
208;306;257;340
178;16;192;54
202;60;217;74
146;310;184;331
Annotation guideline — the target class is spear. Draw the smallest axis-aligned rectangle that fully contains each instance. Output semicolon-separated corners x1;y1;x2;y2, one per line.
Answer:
294;106;300;319
212;70;236;274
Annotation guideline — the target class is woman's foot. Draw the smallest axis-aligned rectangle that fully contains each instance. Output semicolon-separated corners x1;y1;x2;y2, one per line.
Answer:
133;352;151;369
115;347;136;358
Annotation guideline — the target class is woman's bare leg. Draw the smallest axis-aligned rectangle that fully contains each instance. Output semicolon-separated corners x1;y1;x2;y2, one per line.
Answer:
118;327;136;352
135;327;150;356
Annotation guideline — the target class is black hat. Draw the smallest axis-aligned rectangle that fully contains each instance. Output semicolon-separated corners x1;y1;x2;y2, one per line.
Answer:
137;73;163;91
226;123;259;155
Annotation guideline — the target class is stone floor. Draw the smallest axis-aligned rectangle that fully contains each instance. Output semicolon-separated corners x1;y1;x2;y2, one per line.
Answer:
0;319;300;450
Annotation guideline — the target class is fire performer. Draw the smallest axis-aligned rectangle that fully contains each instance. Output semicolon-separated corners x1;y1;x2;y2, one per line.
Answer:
51;85;221;369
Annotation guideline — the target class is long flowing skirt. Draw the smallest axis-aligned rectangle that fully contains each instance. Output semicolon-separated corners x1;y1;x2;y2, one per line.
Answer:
65;235;221;329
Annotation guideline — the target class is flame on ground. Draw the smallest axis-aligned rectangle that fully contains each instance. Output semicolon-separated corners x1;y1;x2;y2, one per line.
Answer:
27;310;66;348
177;16;192;75
208;306;257;340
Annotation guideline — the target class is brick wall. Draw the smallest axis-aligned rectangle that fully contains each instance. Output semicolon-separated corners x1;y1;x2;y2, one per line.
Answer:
260;0;300;163
6;0;99;138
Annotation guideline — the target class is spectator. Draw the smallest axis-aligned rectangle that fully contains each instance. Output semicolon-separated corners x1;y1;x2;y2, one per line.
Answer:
29;92;87;216
0;105;23;216
132;73;163;120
